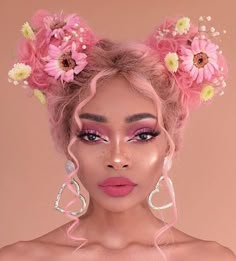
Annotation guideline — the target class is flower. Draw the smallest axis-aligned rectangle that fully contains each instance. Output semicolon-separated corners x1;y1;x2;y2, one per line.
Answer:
164;52;179;72
8;63;32;82
34;89;46;104
44;42;88;82
21;22;36;40
44;12;80;40
175;17;190;35
200;85;215;101
155;38;178;60
180;38;219;84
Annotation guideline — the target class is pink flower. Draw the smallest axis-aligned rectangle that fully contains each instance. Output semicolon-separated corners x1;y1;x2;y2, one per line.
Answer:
155;39;178;60
31;9;51;29
180;38;219;84
43;12;80;40
17;39;50;90
44;42;87;82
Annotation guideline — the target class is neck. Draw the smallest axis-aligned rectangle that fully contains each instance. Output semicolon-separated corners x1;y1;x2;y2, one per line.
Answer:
76;199;167;249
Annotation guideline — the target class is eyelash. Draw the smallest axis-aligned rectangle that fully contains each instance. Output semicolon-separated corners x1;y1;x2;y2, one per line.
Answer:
76;130;103;143
76;128;160;143
132;128;160;143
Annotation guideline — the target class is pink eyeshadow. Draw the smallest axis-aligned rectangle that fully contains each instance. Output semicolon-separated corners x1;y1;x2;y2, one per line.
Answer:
126;121;159;137
79;122;110;135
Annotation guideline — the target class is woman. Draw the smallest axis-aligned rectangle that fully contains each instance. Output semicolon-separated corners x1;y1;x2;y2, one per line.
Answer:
1;10;235;260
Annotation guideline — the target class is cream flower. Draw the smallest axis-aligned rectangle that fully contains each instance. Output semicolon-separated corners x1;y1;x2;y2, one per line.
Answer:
200;85;215;101
21;22;36;40
8;63;32;82
175;17;190;35
164;52;179;72
34;89;46;105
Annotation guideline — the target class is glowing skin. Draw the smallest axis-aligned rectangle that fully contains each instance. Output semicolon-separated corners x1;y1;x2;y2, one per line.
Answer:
69;75;171;250
74;89;167;212
2;75;228;260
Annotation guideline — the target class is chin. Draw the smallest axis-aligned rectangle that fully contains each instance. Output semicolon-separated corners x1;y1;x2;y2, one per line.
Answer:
89;193;144;213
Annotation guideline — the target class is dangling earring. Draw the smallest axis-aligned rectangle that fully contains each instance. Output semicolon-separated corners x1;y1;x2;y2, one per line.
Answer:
148;156;175;210
54;159;87;216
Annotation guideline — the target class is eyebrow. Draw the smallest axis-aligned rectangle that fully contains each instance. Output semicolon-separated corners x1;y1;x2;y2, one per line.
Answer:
79;112;157;123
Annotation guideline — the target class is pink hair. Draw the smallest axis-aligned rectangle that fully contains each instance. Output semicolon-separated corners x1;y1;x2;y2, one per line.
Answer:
46;39;190;259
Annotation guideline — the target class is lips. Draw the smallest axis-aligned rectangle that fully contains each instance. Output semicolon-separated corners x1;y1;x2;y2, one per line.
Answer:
98;177;137;197
98;177;137;187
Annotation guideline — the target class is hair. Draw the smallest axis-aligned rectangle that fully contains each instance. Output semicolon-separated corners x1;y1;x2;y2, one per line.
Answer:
46;38;190;260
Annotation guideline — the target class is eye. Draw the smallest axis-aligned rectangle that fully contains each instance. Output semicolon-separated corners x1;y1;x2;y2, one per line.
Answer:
76;130;106;143
132;128;160;143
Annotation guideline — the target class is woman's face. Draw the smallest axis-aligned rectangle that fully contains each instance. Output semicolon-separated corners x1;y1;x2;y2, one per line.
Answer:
72;75;168;212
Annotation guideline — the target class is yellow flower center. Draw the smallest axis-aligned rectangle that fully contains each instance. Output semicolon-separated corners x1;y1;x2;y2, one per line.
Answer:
201;85;215;101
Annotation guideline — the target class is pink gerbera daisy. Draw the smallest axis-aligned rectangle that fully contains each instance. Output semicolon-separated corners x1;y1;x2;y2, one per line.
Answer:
180;38;219;84
44;42;88;82
44;12;80;40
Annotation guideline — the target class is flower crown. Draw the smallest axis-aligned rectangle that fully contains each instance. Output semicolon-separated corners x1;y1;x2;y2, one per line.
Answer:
145;16;228;109
8;10;98;104
8;11;228;108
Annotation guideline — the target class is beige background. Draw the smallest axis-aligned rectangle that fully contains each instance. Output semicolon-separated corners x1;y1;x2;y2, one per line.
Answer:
1;0;235;254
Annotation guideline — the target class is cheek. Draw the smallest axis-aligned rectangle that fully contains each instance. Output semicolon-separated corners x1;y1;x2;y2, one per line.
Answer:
73;144;102;181
131;134;168;177
133;145;164;174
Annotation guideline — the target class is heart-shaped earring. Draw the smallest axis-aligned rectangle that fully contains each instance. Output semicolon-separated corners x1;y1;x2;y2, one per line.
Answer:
148;175;174;210
54;160;87;216
148;156;175;210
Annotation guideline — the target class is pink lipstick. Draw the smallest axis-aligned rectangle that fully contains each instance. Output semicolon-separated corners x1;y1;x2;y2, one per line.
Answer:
98;177;137;197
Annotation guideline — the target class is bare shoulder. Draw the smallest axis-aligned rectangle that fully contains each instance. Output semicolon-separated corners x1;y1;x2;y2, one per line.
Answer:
202;241;236;261
183;240;236;261
166;226;236;261
0;240;56;261
0;241;30;260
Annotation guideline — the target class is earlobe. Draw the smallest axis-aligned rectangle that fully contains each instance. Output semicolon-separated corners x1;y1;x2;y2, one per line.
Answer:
164;155;172;171
164;143;171;156
65;159;76;174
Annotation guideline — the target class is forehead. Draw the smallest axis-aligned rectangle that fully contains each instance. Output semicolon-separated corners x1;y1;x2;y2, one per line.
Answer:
80;75;157;119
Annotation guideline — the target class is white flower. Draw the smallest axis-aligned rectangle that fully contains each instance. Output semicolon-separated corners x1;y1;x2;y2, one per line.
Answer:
200;85;215;101
8;63;32;82
164;52;179;72
21;22;36;40
175;17;190;35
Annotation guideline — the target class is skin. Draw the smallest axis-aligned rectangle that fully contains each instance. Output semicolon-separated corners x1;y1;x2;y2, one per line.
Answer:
1;75;235;260
69;74;170;250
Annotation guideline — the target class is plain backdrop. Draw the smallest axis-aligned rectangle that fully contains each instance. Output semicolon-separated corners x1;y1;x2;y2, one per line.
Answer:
1;0;235;254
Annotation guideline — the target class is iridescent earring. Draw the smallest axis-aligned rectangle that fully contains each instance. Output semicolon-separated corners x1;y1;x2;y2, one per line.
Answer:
148;156;175;210
54;159;87;216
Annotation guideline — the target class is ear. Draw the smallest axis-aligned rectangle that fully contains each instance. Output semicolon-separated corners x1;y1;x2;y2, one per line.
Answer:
165;142;171;157
164;154;172;172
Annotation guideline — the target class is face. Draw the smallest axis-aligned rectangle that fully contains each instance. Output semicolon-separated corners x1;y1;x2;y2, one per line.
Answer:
71;75;168;212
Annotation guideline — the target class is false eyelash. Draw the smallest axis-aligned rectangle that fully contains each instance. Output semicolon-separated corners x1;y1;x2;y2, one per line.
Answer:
75;128;161;143
76;129;100;136
75;129;103;142
133;129;161;142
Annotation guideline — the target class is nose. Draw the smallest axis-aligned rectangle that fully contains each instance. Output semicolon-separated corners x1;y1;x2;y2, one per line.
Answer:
107;155;129;170
105;141;131;170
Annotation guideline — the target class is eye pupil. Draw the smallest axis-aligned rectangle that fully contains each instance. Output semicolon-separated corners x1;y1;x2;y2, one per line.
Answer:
88;134;97;141
140;133;148;139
